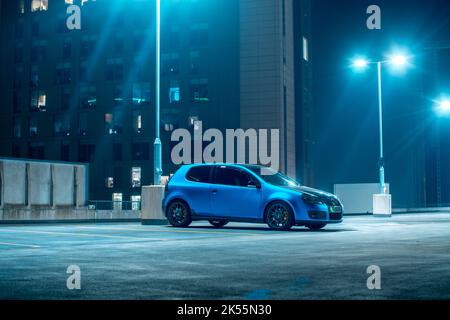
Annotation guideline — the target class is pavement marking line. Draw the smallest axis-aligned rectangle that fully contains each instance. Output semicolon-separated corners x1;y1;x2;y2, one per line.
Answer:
0;242;41;248
0;229;170;242
75;226;261;236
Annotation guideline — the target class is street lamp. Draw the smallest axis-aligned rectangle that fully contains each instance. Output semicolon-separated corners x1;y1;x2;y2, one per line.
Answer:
154;0;162;185
389;54;408;67
439;99;450;113
351;53;410;195
353;58;369;69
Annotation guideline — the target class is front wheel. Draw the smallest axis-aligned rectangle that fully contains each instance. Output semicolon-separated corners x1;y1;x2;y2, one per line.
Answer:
209;220;228;228
265;201;294;231
306;223;326;231
166;200;192;227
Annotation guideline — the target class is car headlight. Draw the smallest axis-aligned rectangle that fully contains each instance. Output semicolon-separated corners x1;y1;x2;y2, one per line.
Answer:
301;193;323;205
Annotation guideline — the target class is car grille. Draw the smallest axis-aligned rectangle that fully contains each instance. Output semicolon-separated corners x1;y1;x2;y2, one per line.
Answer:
329;212;343;220
308;211;327;220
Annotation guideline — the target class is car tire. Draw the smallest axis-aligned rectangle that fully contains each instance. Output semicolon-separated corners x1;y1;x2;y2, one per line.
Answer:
166;200;192;228
209;220;229;228
265;201;294;231
306;223;326;231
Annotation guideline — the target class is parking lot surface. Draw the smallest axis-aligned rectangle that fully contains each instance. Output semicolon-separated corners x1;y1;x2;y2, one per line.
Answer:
1;213;450;300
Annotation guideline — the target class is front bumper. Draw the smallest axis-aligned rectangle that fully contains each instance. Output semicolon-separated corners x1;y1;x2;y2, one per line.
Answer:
298;204;343;224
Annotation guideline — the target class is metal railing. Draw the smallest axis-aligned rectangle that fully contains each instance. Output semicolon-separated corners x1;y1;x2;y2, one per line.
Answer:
88;200;141;211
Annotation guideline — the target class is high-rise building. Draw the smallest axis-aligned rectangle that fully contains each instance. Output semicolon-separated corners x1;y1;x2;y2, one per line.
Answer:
0;0;313;202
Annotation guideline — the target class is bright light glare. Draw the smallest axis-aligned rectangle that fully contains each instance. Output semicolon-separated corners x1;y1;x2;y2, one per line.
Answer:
389;54;408;66
440;99;450;112
353;58;369;69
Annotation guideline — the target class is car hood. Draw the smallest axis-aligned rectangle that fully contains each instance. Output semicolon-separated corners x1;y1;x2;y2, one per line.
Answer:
281;185;337;199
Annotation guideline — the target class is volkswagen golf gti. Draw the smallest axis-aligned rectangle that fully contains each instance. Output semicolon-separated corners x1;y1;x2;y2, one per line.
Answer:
162;164;344;231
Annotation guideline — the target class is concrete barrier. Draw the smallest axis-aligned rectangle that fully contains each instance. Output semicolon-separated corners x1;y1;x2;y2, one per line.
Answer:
0;158;88;210
75;166;87;207
1;161;27;206
52;164;74;206
141;185;168;225
28;163;51;206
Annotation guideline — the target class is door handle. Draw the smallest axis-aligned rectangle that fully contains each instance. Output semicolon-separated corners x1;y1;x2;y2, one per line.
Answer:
211;189;218;194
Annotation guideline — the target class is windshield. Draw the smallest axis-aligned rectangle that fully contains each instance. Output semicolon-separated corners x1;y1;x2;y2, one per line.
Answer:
246;166;300;187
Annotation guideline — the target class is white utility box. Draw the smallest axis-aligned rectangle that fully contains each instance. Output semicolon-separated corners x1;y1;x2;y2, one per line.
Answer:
373;194;392;217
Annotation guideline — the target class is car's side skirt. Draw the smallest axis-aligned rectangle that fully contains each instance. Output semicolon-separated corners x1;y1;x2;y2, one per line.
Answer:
191;214;263;224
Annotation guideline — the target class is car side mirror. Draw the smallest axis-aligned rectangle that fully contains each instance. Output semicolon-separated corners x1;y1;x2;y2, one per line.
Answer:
248;180;261;189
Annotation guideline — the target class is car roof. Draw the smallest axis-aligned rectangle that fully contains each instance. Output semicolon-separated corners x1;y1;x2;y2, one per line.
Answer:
184;163;265;169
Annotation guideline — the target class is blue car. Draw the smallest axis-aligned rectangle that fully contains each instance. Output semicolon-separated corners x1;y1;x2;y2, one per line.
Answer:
162;164;343;231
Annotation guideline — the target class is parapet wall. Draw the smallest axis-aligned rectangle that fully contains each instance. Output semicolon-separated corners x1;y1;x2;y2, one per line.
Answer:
0;158;88;209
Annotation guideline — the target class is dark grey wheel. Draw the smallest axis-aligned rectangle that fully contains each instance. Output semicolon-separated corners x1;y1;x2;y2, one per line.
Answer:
265;201;294;231
306;223;326;231
166;200;192;227
209;220;228;228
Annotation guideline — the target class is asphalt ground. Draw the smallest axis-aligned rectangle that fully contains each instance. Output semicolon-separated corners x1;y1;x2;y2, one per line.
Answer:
0;213;449;299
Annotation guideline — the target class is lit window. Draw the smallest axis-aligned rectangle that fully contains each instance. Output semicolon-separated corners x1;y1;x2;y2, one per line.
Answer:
131;167;141;188
31;0;48;12
105;113;123;135
131;195;141;211
30;90;46;112
169;80;180;103
303;37;309;62
164;123;174;132
113;193;122;211
105;113;113;134
133;111;142;134
106;177;114;189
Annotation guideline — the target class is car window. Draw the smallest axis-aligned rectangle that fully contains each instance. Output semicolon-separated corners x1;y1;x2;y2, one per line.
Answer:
186;166;211;183
215;166;252;187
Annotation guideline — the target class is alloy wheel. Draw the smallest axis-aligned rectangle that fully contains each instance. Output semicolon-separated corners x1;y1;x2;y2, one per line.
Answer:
266;202;293;230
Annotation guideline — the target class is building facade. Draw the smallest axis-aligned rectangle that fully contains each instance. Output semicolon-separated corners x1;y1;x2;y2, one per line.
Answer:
0;0;313;202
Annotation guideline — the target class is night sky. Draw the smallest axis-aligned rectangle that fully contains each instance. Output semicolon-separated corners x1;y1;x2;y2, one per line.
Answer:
311;0;450;206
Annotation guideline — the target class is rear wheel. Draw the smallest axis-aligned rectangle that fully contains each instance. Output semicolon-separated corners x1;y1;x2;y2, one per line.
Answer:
209;220;228;228
265;201;294;231
166;200;192;227
306;223;326;231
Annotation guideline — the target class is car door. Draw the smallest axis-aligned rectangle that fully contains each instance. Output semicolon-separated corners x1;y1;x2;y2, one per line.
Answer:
184;166;213;216
210;166;262;219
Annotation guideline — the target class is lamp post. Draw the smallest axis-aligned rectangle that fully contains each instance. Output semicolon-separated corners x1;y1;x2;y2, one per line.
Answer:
352;53;409;195
153;0;162;185
376;61;385;195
